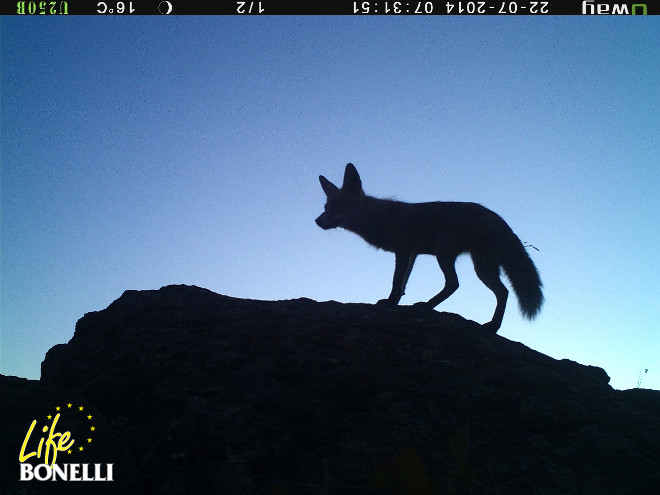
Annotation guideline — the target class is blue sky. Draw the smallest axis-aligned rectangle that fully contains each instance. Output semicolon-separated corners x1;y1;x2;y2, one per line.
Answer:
2;17;658;391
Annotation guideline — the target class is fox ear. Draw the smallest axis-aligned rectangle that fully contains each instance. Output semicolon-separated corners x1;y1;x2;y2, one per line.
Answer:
319;175;339;196
342;163;362;192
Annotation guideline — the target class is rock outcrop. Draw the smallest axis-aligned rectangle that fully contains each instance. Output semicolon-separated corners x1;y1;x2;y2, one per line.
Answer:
2;284;659;494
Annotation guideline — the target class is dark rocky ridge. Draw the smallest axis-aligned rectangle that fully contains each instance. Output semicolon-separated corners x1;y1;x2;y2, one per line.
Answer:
2;284;659;494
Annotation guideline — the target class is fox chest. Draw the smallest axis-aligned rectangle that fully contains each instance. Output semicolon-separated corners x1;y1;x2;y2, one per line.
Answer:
355;223;442;255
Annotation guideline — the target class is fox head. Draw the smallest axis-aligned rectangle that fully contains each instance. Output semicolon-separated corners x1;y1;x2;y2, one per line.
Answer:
315;163;364;230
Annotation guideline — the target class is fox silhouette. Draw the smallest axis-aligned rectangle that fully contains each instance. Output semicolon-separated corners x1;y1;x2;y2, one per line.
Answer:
316;163;543;332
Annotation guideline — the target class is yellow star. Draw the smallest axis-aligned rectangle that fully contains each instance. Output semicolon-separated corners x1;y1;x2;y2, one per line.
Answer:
47;415;52;420
87;438;92;443
87;415;92;420
67;403;72;408
90;426;96;432
67;450;72;455
79;406;84;411
79;446;84;452
56;406;61;411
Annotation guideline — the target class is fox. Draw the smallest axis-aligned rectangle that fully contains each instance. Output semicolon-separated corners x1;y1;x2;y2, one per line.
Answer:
315;163;543;333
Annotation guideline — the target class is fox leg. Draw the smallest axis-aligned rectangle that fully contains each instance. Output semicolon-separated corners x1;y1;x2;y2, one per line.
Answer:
377;252;417;305
424;255;459;309
472;255;508;333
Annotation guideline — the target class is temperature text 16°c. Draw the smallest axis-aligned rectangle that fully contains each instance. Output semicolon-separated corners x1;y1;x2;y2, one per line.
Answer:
97;1;135;13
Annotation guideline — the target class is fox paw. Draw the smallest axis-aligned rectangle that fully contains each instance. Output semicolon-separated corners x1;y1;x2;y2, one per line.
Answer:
481;321;501;333
411;301;434;314
376;298;398;306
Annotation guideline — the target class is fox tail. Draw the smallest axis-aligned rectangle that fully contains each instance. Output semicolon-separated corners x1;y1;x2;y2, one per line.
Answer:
500;234;544;320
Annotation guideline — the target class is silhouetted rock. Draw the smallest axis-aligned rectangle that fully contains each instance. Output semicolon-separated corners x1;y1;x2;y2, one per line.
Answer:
3;284;659;494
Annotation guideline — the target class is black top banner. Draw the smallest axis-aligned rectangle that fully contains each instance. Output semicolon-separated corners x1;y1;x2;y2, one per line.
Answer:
6;0;656;15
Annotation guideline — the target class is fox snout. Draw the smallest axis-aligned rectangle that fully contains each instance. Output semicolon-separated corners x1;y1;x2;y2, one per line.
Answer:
315;212;338;230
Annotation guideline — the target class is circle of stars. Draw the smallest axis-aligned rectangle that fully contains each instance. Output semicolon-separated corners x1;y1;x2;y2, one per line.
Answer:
45;403;96;456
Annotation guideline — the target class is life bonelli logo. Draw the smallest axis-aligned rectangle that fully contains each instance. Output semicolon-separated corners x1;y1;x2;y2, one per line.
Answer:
18;402;113;482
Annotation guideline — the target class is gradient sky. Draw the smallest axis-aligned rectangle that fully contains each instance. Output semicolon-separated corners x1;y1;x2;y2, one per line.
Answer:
2;17;658;391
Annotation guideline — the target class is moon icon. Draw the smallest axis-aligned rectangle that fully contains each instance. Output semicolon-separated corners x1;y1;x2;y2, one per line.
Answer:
158;1;173;13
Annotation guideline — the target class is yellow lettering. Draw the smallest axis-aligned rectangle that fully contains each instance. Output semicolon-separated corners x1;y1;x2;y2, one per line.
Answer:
58;431;74;451
18;414;75;467
19;420;38;461
44;413;62;466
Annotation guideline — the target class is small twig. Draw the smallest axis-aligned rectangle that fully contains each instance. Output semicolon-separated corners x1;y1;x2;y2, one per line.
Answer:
637;368;648;388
